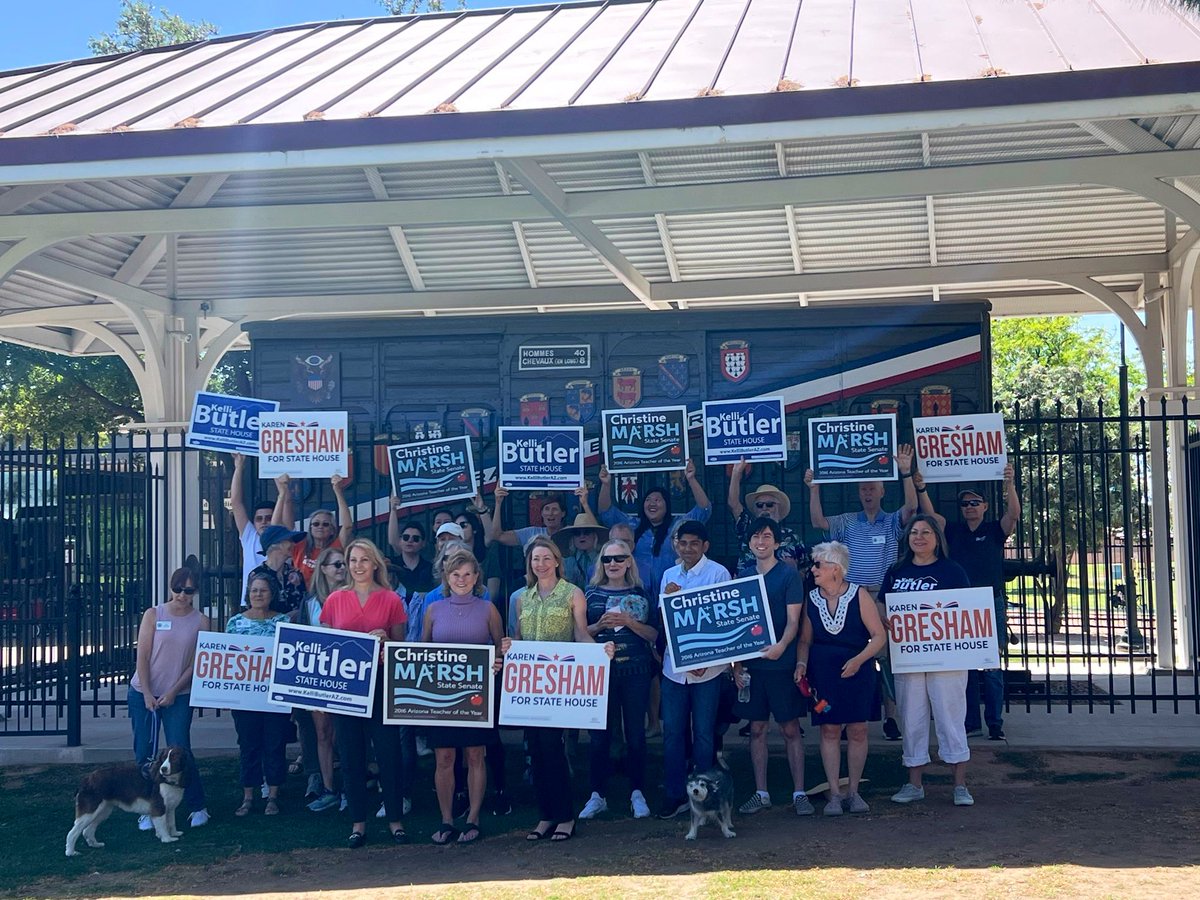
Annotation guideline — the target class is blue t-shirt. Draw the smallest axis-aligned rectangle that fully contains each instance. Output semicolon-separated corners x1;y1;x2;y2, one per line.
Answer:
879;556;971;600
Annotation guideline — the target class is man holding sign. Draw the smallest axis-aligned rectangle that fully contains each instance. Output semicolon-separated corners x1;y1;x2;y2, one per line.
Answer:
656;521;732;821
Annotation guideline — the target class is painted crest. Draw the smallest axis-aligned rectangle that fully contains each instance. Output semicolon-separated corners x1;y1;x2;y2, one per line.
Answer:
564;380;596;424
658;354;689;398
719;340;750;383
519;393;550;426
618;475;639;507
870;398;900;415
612;367;642;409
920;385;954;416
292;353;340;404
412;420;443;441
460;407;492;440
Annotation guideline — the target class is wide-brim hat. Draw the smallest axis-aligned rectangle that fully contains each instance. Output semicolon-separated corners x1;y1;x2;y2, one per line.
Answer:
745;484;791;519
258;524;306;553
553;513;609;553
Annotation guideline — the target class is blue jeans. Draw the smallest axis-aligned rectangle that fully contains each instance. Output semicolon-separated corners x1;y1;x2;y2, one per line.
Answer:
128;687;207;813
965;669;1004;734
661;675;722;801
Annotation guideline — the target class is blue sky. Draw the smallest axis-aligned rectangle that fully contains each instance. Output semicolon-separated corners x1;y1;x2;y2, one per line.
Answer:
1;1;538;70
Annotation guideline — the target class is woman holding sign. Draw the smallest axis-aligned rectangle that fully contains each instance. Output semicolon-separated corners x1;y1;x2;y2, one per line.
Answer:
504;537;614;843
319;538;409;848
422;548;504;844
227;575;292;816
879;515;974;808
578;540;657;820
796;541;887;816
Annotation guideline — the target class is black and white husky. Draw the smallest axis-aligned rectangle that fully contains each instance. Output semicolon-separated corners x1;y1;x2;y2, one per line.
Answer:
685;762;736;840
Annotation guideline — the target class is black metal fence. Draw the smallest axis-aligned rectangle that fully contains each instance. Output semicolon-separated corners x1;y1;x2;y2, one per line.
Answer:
2;399;1198;742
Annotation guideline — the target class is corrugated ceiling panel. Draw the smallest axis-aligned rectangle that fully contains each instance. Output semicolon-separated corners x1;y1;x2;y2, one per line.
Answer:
1097;0;1200;62
173;228;411;298
908;0;989;82
538;153;646;191
969;0;1069;76
118;25;364;132
933;187;1165;263
321;16;496;118
711;0;796;96
783;134;924;175
574;0;701;105
1139;115;1200;149
1032;0;1144;71
378;9;557;116
2;39;264;136
851;0;922;87
42;236;144;279
647;144;778;185
377;160;505;198
927;123;1113;165
665;209;794;279
793;198;930;272
520;221;616;286
209;169;374;206
596;216;672;280
402;223;530;289
452;6;602;111
641;0;748;101
504;2;648;110
246;20;426;123
23;177;185;213
781;0;854;89
1;271;99;305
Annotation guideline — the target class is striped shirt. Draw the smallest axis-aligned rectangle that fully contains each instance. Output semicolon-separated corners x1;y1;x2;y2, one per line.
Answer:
826;509;904;591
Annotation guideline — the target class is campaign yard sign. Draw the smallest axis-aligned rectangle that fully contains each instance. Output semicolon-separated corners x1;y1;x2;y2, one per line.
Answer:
388;436;477;507
808;414;897;483
660;574;776;672
701;396;786;465
382;643;495;728
913;413;1008;483
268;623;378;717
498;426;585;489
258;412;349;479
602;406;688;473
186;392;279;456
498;640;611;729
884;587;1000;674
189;632;277;713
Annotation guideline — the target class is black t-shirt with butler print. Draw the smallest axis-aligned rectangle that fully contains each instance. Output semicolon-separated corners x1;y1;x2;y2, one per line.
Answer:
879;557;971;602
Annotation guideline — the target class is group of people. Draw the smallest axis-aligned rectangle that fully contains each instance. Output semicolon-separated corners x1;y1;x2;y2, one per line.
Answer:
124;445;1020;843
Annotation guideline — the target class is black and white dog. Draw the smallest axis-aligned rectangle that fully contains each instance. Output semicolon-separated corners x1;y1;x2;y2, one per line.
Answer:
65;746;190;857
685;762;736;840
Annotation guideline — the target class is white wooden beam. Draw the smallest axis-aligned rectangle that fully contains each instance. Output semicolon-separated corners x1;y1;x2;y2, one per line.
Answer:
502;158;668;311
0;184;57;215
1080;119;1172;154
21;258;173;315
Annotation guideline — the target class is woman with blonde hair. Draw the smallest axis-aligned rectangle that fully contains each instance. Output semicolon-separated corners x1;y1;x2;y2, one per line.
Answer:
422;548;504;843
319;538;409;847
503;537;613;842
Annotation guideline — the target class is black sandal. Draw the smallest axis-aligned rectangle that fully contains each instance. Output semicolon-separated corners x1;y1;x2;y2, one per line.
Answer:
457;823;482;843
526;823;554;841
392;827;409;845
431;823;456;845
550;821;576;842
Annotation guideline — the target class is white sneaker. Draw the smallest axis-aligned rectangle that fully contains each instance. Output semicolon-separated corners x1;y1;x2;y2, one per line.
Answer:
953;785;975;807
890;784;926;804
188;809;210;828
579;792;607;819
137;814;153;831
630;790;650;819
260;780;270;799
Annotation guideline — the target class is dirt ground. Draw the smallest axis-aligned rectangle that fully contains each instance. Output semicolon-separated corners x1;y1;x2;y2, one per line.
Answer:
19;747;1200;899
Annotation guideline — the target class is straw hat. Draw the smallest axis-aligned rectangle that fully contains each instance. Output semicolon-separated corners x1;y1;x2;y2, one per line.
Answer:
553;513;609;553
744;484;791;519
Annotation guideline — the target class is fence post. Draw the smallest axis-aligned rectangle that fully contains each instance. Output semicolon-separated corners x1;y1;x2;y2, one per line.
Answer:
66;583;82;746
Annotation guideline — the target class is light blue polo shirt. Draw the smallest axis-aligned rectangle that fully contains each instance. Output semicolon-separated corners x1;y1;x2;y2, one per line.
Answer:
827;509;904;591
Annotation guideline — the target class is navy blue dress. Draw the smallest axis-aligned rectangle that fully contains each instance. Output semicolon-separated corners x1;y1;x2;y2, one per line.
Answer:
806;583;878;725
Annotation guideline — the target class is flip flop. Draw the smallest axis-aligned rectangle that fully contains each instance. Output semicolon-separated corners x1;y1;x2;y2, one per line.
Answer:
526;824;553;841
431;823;456;845
457;823;482;844
550;823;576;842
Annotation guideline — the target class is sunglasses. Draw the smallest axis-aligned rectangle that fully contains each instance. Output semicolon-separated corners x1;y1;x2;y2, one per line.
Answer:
311;521;334;528
176;587;197;595
959;499;984;508
455;521;470;529
811;560;825;569
323;561;346;569
601;554;630;565
754;501;777;509
400;534;423;542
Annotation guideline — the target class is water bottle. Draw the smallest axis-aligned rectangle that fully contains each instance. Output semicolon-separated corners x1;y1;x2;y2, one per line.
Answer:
737;670;751;704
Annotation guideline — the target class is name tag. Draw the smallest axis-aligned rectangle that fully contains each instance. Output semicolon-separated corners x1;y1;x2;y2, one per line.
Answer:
156;620;172;631
871;535;886;546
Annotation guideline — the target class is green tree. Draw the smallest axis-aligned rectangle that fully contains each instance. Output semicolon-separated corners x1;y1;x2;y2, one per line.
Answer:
0;347;142;437
89;0;217;56
378;0;467;14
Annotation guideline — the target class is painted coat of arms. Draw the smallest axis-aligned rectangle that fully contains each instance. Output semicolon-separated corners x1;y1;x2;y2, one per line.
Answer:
658;354;689;398
292;353;340;405
719;340;750;384
612;367;642;409
564;380;596;424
